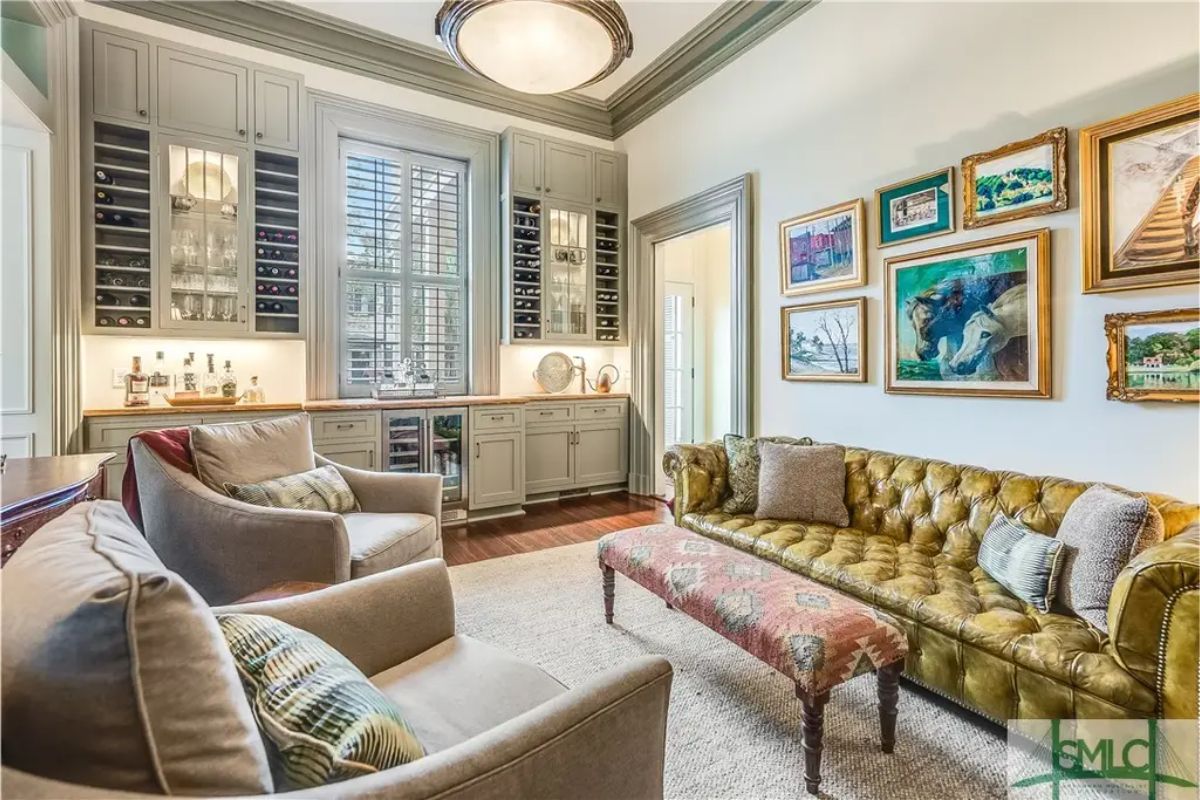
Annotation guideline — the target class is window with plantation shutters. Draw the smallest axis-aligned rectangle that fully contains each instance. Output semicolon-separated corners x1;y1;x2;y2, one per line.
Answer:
340;140;467;395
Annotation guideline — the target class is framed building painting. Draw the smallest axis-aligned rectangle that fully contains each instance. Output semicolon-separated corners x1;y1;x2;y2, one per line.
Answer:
779;198;866;296
781;297;867;382
1081;94;1200;293
885;228;1051;398
962;127;1068;229
1105;308;1199;402
875;167;955;248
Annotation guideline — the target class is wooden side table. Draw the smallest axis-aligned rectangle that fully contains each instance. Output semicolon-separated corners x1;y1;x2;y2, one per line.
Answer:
1;453;115;565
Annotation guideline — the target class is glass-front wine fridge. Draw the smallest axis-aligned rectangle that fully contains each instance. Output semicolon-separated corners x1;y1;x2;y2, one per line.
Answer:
382;408;467;515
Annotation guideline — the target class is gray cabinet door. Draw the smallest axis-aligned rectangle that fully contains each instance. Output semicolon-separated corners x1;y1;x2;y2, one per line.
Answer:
92;30;150;123
470;431;524;509
524;425;575;493
543;141;592;205
314;439;378;471
510;132;543;196
593;152;622;208
253;71;300;151
157;47;248;142
574;420;628;486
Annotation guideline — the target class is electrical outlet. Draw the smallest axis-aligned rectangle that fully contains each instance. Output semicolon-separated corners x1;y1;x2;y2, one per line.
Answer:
112;367;127;388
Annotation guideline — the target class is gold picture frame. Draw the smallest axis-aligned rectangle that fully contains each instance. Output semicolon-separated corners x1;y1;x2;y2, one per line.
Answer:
780;297;867;383
884;228;1052;398
962;127;1068;229
1104;308;1199;402
1081;94;1200;293
779;198;867;296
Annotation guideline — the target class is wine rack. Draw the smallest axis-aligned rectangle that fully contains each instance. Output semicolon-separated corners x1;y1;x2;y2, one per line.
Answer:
511;196;542;340
594;210;621;342
92;122;152;331
253;151;301;334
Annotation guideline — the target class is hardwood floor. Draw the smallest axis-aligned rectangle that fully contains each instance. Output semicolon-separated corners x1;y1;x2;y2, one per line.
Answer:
443;492;671;566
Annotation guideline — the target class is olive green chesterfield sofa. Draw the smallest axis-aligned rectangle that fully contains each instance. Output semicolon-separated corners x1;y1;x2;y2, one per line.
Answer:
664;440;1199;722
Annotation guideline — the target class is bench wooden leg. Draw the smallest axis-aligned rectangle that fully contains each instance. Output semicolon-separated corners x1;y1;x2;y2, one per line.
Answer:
877;660;902;754
665;600;673;609
601;562;615;624
796;686;829;796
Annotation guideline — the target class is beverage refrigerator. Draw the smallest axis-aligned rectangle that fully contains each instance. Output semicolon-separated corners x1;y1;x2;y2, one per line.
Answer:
381;408;467;523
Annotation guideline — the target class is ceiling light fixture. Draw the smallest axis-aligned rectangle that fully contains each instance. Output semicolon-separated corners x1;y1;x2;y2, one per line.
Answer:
435;0;634;95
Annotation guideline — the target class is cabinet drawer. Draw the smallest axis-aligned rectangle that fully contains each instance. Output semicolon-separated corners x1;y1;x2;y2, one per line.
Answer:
472;406;523;432
526;404;574;424
574;401;626;421
86;414;203;450
311;413;378;442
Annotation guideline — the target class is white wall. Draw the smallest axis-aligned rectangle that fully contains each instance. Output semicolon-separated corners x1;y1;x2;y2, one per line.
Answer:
498;344;630;396
618;0;1200;500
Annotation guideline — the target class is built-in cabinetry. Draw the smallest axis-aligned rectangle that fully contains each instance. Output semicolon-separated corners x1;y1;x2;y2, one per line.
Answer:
82;22;304;338
502;128;627;345
469;406;524;510
524;399;628;495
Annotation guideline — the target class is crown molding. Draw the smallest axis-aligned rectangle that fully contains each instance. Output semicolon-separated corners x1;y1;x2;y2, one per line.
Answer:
96;0;813;141
34;1;78;27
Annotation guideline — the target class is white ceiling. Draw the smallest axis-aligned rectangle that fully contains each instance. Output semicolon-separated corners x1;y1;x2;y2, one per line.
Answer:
293;0;724;101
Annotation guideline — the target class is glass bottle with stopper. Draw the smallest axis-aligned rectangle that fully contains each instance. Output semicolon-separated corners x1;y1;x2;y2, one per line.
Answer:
124;356;150;407
202;354;221;397
149;350;173;404
220;360;238;399
243;376;265;404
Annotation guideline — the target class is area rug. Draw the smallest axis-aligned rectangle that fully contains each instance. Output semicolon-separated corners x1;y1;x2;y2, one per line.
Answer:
449;540;1008;800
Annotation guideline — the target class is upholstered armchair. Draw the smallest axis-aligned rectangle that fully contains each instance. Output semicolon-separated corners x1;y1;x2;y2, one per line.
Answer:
130;416;444;605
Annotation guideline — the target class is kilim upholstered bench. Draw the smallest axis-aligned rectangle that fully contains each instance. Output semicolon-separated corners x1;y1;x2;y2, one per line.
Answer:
598;523;909;795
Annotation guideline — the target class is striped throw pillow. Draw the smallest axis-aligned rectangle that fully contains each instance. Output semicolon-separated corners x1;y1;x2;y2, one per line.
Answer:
224;465;359;514
977;515;1066;612
217;613;425;789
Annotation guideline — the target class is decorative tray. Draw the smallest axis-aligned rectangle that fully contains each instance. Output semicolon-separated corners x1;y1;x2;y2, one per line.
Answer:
165;395;239;407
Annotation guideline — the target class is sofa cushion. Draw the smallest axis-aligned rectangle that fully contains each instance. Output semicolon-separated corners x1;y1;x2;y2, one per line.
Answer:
977;515;1066;612
720;434;812;515
344;512;438;578
371;635;565;753
192;413;315;491
0;502;273;796
225;464;360;514
755;442;849;527
217;613;425;789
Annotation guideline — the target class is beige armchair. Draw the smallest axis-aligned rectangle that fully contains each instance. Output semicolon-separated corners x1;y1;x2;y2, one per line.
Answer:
132;437;445;605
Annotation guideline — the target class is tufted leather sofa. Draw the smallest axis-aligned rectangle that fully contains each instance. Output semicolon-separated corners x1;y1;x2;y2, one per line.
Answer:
663;441;1199;722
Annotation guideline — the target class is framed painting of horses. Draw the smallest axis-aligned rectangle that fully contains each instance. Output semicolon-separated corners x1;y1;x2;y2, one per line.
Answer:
1081;94;1199;293
962;127;1068;229
884;229;1051;398
779;198;867;296
1105;308;1199;402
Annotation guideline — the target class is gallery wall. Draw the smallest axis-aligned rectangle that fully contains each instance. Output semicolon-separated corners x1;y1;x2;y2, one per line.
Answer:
619;1;1200;500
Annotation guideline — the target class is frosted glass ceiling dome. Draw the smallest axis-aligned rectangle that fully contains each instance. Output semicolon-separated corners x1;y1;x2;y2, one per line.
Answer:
436;0;634;95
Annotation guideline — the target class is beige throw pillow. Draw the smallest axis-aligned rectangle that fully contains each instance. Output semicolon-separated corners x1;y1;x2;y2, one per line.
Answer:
755;442;849;527
192;413;315;491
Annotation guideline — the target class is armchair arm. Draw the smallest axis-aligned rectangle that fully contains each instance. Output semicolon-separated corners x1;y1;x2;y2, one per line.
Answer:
1107;526;1199;718
132;439;351;605
218;559;456;677
662;441;728;525
317;456;443;518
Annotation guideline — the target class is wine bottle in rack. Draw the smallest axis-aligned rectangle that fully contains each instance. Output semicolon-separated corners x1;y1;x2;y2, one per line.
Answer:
95;168;113;185
95;190;115;205
128;295;148;307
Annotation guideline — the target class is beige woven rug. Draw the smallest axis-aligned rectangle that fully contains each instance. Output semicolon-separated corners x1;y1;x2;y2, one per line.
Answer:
449;541;1007;800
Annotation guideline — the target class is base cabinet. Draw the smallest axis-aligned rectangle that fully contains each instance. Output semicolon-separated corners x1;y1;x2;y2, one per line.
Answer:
574;420;628;485
470;431;524;509
524;425;575;494
314;439;377;471
524;402;628;496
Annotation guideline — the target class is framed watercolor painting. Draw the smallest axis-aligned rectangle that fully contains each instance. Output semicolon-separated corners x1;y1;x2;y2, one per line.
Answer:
1081;94;1199;293
875;167;955;248
781;297;867;382
779;198;866;296
962;127;1068;229
1105;308;1199;402
884;228;1051;398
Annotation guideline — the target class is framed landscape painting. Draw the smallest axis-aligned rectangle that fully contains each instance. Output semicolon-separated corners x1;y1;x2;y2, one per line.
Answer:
875;167;955;247
1105;308;1199;402
779;198;866;296
1081;94;1199;293
781;297;867;382
885;228;1051;398
962;127;1068;229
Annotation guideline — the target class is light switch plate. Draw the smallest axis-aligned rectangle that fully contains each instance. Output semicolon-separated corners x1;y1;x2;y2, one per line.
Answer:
112;367;126;388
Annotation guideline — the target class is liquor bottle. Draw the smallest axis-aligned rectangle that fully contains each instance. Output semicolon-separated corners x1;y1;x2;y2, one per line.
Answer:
202;354;220;397
95;168;113;185
124;356;150;407
220;360;238;399
95;190;115;205
150;350;173;404
243;376;265;404
181;352;198;393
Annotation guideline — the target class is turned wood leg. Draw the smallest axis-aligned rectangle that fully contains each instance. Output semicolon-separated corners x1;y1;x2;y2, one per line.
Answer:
876;660;902;754
665;600;673;609
601;563;615;624
797;686;829;796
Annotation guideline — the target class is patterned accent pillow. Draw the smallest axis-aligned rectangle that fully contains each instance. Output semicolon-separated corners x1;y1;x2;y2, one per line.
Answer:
224;465;359;514
754;442;849;527
217;613;425;789
977;515;1065;613
721;434;813;515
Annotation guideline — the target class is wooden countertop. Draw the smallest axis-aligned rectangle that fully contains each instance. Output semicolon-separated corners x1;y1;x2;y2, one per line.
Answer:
1;453;116;513
83;393;629;418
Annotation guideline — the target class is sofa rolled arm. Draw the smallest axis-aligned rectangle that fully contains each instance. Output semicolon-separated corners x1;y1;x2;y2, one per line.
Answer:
662;441;727;525
1107;526;1199;718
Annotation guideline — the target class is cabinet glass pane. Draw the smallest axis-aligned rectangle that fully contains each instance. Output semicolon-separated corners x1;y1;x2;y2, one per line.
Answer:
545;207;588;336
386;414;422;474
167;144;242;325
431;413;463;503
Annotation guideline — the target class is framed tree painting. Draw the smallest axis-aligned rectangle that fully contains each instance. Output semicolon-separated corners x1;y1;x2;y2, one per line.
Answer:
884;228;1051;398
779;198;866;296
962;127;1068;229
1105;308;1199;402
875;167;955;248
781;297;867;382
1081;94;1199;293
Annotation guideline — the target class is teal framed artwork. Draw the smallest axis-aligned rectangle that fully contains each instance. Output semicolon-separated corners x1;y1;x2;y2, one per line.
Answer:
875;167;955;248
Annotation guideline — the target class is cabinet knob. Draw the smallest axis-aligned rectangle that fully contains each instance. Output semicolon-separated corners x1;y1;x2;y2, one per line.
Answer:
545;187;551;193
596;197;601;202
534;185;541;191
238;128;247;136
255;132;263;139
138;109;147;117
